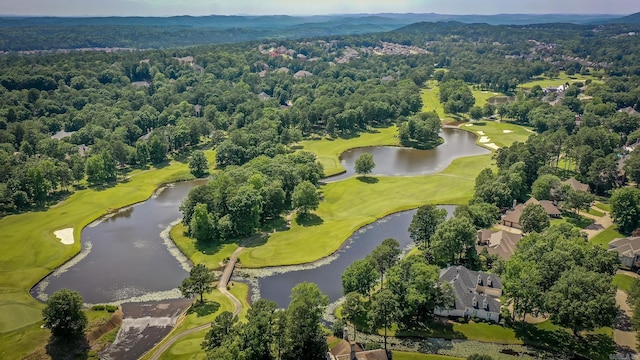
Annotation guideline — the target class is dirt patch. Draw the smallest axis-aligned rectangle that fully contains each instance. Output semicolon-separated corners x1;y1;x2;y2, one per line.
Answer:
87;308;123;345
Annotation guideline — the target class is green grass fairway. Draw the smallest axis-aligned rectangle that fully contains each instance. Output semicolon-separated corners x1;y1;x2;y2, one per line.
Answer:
590;226;624;247
240;154;493;268
613;274;636;293
421;81;509;122
0;158;195;357
518;72;602;89
297;126;400;177
394;352;462;360
461;121;532;149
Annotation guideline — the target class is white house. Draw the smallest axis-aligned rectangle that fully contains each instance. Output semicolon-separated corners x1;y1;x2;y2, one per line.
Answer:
434;266;502;322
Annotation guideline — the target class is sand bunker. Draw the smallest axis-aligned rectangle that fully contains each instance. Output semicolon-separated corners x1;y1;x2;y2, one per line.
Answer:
503;130;513;133
464;124;473;127
479;136;490;143
54;228;74;245
485;143;500;150
477;131;485;135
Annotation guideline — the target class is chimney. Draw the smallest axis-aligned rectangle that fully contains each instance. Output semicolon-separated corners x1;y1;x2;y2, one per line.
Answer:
343;325;349;341
512;199;517;209
350;341;357;360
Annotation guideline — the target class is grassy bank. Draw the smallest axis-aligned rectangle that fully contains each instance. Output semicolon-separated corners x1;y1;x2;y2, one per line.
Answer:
239;154;493;268
460;121;532;148
297;126;400;177
0;156;204;356
590;226;624;247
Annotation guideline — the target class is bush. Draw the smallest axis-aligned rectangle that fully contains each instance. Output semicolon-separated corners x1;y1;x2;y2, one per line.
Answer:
105;305;118;313
91;305;106;311
332;318;346;338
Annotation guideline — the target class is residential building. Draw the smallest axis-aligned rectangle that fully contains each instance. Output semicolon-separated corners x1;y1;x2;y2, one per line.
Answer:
434;266;502;322
502;197;561;229
609;237;640;268
476;229;523;259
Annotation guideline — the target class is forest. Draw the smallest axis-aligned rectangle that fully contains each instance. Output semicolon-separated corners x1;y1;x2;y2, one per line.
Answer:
4;15;640;360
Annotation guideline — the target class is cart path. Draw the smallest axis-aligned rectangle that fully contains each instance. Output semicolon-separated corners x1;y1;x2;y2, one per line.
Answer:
148;247;244;360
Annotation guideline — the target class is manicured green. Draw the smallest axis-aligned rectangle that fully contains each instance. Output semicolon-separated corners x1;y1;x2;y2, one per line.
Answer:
171;223;240;270
0;157;199;357
240;154;493;268
461;121;533;148
587;208;605;217
421;81;505;122
590;226;624;247
613;274;636;293
518;72;602;89
595;202;612;212
298;126;400;176
393;352;462;360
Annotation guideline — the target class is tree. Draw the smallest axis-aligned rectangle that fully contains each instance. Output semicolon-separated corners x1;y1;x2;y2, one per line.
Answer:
189;150;209;178
180;263;216;303
369;238;401;287
341;292;364;342
282;282;328;360
531;174;561;200
354;153;375;177
545;267;617;335
42;289;88;337
342;258;379;297
564;189;595;214
408;204;447;250
503;258;543;322
190;203;215;243
369;288;399;353
148;134;168;164
202;311;238;351
454;202;500;229
291;180;319;215
431;216;477;266
625;150;640;185
242;299;277;360
611;187;640;234
520;203;550;234
469;106;484;120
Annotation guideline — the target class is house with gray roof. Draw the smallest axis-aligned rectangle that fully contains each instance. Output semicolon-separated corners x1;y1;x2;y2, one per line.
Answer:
434;266;502;322
609;237;640;268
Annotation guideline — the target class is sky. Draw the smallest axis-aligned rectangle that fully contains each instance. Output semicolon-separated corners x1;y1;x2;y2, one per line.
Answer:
1;0;639;17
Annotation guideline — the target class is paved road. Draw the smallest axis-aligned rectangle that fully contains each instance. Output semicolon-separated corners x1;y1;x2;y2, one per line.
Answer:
148;247;244;360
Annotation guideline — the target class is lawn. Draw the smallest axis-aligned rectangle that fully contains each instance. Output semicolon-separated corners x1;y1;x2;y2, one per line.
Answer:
297;126;400;177
595;202;612;212
460;121;532;149
518;71;602;89
143;283;250;360
0;157;198;356
590;226;624;247
393;352;462;360
421;81;507;123
239;154;493;268
587;208;604;217
613;273;636;293
171;223;240;271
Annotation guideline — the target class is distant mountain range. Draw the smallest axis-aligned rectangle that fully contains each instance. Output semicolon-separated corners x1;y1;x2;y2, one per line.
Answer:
1;12;639;51
1;13;635;28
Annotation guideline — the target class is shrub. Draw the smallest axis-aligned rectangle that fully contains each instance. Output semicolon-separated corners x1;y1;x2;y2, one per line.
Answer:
91;305;106;311
105;305;118;313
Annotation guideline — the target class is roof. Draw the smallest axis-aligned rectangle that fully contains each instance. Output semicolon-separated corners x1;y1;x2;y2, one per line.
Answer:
439;266;502;314
258;92;271;100
619;106;640;117
502;203;525;225
293;70;313;78
525;198;561;216
609;237;640;258
330;340;362;356
562;177;590;192
51;130;75;140
477;230;523;259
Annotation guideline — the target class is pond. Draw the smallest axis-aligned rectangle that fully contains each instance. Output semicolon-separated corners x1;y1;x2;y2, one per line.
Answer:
31;127;482;306
32;180;207;304
253;206;455;309
327;127;489;181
